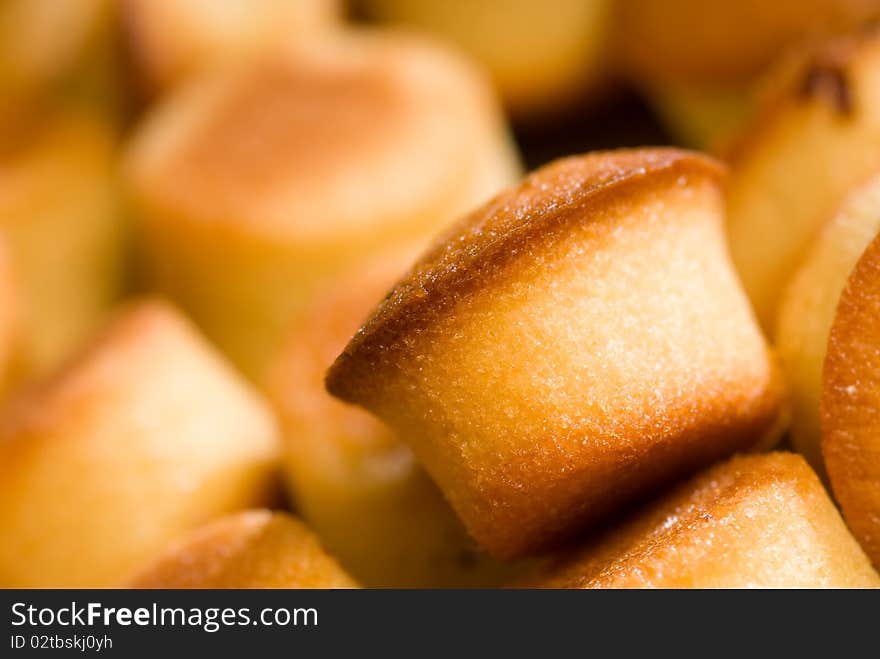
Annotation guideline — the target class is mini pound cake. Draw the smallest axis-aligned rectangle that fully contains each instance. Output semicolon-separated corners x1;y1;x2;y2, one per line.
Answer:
0;299;280;587
327;149;783;559
268;250;523;587
726;30;880;333
130;511;357;589
126;30;520;380
122;0;340;97
531;453;879;588
822;231;880;568
777;173;880;473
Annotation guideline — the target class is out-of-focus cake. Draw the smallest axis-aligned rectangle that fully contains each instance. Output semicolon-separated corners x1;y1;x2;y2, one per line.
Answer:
130;511;357;589
126;30;520;380
726;30;880;333
0;0;113;101
0;300;280;587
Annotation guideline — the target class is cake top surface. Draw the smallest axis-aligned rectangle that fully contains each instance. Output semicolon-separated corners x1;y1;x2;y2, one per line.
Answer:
326;148;725;399
126;29;506;241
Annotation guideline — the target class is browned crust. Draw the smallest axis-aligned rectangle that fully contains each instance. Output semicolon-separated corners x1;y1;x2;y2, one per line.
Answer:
615;1;880;88
326;148;725;401
821;231;880;567
788;32;863;111
527;452;873;588
125;28;513;244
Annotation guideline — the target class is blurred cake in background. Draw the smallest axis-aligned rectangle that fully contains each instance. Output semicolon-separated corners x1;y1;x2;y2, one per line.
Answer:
725;30;880;334
126;29;520;380
0;300;280;587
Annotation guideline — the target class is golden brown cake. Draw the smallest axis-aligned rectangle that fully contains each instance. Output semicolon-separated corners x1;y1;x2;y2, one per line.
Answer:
530;453;880;588
360;0;612;116
268;250;525;587
726;31;880;333
126;30;520;380
122;0;340;97
0;299;280;587
327;148;783;559
130;511;357;588
777;174;880;473
822;231;880;568
0;108;124;376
